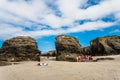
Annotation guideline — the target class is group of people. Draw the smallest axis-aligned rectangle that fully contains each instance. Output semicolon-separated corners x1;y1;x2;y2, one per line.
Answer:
76;55;93;62
37;63;48;66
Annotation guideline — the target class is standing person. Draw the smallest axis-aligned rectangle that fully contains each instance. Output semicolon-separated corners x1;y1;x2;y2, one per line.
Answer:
85;55;88;62
78;56;81;62
47;53;50;59
39;56;41;62
89;55;93;61
83;55;87;62
76;56;78;62
76;56;81;62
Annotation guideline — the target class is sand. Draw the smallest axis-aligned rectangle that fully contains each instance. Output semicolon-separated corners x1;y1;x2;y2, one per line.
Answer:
0;55;120;80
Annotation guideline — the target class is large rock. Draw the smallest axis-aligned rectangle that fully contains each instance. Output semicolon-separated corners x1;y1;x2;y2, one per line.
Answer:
55;35;82;61
0;36;41;61
90;36;120;56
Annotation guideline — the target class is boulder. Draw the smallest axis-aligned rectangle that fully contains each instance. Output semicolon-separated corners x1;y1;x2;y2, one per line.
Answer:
90;36;120;56
55;35;82;61
0;36;41;61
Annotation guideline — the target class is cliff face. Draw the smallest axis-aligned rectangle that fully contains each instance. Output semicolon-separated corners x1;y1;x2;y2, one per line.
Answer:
0;36;41;61
55;35;82;61
90;36;120;56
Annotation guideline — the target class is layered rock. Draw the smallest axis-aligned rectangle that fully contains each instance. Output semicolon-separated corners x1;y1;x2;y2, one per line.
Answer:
90;36;120;56
55;35;82;61
0;36;41;61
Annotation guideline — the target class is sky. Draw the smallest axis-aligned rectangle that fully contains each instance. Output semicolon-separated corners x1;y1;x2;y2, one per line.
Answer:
0;0;120;53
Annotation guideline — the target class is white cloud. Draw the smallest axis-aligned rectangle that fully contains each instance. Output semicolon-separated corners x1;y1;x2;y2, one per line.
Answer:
0;0;120;40
57;0;87;19
0;23;24;39
40;14;63;28
84;0;120;20
110;29;120;33
67;21;115;33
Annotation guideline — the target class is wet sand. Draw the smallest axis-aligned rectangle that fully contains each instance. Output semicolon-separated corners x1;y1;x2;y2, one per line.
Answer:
0;55;120;80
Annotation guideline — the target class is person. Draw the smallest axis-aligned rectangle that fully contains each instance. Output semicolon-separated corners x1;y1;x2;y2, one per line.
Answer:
37;63;48;66
89;56;93;61
76;56;81;62
39;56;41;62
78;56;81;62
47;53;50;59
82;55;87;62
37;63;41;66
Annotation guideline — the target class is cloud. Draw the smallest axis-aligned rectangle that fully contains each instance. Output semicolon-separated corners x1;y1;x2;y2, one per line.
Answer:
0;0;120;40
110;29;120;33
67;21;115;33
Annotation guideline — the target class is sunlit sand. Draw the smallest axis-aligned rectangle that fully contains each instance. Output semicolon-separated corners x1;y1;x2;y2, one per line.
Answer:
0;55;120;80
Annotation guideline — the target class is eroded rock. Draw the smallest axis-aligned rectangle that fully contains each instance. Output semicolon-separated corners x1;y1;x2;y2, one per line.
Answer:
55;35;82;61
90;36;120;56
0;36;41;61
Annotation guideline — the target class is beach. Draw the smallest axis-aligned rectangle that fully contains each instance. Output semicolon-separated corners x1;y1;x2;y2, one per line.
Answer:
0;55;120;80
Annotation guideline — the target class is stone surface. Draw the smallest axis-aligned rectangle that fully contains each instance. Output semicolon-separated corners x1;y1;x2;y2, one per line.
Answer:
0;36;41;61
90;36;120;56
55;35;82;61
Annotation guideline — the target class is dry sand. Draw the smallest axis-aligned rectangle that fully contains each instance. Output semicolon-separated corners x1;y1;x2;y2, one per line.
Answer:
0;55;120;80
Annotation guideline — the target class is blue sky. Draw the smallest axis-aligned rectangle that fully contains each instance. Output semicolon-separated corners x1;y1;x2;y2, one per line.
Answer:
0;0;120;53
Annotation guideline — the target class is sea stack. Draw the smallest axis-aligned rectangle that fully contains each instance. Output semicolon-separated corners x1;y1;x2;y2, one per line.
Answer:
90;36;120;56
0;36;41;61
55;35;82;61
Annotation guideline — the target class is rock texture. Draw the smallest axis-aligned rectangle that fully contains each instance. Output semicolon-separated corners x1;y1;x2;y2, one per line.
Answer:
55;35;82;61
90;36;120;56
0;36;41;61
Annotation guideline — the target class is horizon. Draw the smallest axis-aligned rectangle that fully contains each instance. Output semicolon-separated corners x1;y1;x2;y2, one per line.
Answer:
0;0;120;53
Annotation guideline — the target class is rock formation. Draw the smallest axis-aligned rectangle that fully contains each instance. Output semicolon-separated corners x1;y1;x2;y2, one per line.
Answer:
90;36;120;56
55;35;82;61
82;46;91;55
47;50;56;57
41;50;56;57
0;36;41;61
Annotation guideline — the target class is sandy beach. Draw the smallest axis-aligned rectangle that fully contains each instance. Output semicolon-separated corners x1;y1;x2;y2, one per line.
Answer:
0;55;120;80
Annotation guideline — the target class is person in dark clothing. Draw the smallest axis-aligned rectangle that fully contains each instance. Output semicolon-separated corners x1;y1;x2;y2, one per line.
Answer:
47;53;50;59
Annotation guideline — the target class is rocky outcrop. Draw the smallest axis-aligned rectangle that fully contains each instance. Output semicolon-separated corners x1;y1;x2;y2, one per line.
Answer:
55;35;82;61
90;36;120;56
41;50;56;57
47;50;56;57
0;36;41;61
